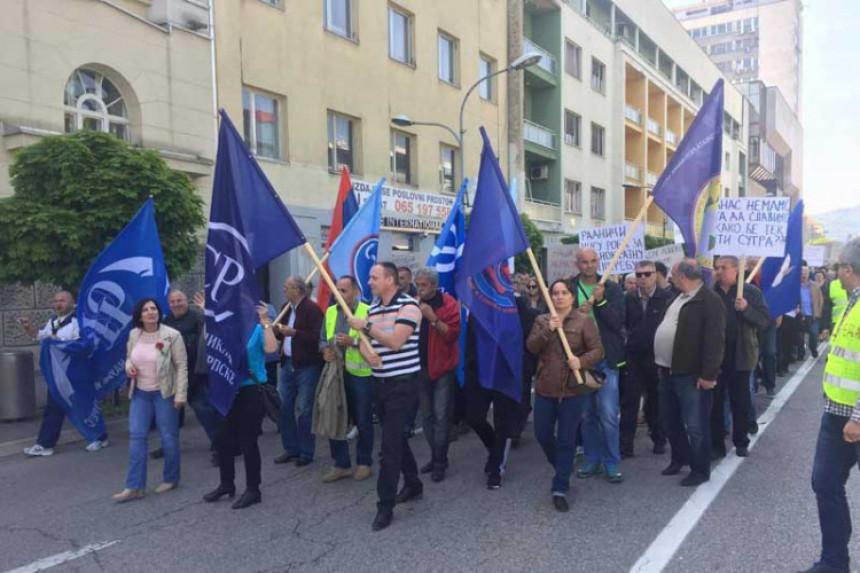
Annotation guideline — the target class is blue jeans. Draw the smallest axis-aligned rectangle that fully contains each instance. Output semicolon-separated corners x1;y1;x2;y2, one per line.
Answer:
279;358;322;461
808;318;821;356
659;370;713;477
126;389;180;489
330;372;375;468
533;393;588;494
581;362;621;466
811;412;860;572
187;377;221;443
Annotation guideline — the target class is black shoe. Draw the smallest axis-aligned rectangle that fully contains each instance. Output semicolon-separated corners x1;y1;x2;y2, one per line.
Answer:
811;351;819;359
736;446;749;457
748;421;759;436
294;458;312;467
203;483;236;503
372;510;393;531
620;447;634;459
150;448;164;460
431;467;446;483
552;495;569;513
484;458;496;476
420;461;434;474
395;485;423;504
274;453;298;464
680;472;709;487
796;562;849;573
653;443;667;455
487;473;501;490
661;461;684;476
232;489;261;509
766;387;776;398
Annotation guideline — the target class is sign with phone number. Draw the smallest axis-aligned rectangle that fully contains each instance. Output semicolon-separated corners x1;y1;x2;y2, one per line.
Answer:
353;179;454;233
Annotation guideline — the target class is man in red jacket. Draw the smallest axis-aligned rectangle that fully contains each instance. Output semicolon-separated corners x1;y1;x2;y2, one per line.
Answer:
414;267;462;482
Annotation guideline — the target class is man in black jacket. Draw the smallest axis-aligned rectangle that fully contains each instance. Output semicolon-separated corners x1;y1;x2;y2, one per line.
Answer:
655;259;725;487
571;247;626;484
711;256;771;458
621;260;672;458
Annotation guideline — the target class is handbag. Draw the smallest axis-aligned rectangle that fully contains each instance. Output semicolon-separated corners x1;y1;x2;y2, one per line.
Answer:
558;335;605;396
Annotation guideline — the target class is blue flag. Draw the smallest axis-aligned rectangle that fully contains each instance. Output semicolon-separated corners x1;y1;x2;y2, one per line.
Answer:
762;200;804;319
426;179;467;297
206;110;306;415
40;197;169;442
328;178;383;303
652;80;724;268
455;128;529;403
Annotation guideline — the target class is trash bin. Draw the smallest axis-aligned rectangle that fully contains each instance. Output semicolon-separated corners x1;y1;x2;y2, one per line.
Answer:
0;350;36;421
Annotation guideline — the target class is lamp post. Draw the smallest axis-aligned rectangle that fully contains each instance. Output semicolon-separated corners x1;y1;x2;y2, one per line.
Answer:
392;52;542;202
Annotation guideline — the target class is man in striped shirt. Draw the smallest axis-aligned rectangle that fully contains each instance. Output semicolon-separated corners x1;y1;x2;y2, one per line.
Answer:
348;261;424;532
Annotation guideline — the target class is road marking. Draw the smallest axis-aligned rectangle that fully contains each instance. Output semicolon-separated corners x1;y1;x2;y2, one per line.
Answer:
5;541;120;573
629;348;823;573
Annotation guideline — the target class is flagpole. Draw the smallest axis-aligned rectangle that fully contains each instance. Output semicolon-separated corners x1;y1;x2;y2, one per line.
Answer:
745;257;764;284
597;196;655;287
301;242;376;355
305;251;329;283
524;247;584;386
737;256;747;299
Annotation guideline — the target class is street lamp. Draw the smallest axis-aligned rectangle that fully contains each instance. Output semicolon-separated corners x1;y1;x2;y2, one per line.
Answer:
391;51;543;202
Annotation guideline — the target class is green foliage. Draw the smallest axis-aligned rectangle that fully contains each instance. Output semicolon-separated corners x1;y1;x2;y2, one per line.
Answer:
0;131;205;290
515;213;544;274
560;234;579;245
644;234;674;250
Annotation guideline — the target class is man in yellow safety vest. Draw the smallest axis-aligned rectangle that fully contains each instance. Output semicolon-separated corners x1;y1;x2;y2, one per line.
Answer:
802;238;860;573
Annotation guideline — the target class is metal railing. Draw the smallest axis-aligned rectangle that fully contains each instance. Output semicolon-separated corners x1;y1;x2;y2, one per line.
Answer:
647;171;659;186
625;162;642;181
625;104;642;125
524;198;562;223
647;118;662;137
524;119;558;150
523;38;557;76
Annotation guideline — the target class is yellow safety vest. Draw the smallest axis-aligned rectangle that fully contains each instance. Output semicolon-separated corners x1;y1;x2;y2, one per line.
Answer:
823;294;860;406
325;303;372;377
831;280;849;325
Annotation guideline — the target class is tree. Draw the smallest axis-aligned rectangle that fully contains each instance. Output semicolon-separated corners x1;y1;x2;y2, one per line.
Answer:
0;131;205;290
515;213;544;274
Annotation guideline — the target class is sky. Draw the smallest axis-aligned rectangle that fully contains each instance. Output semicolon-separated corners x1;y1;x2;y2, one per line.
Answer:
661;0;860;215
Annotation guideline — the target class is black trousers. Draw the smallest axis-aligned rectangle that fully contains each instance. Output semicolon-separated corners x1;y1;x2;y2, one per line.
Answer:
710;368;752;454
620;359;665;452
464;380;519;479
374;375;421;510
217;384;264;491
778;315;799;372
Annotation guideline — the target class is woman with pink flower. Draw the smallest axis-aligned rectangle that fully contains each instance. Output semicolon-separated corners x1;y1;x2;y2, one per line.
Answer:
113;298;188;503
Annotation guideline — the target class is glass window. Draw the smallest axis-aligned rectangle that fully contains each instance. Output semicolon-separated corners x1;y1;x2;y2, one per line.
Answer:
565;180;582;214
440;144;457;193
591;122;605;156
565;40;581;79
327;111;357;173
63;68;130;140
242;88;281;159
590;187;606;220
325;0;353;39
389;5;412;64
438;32;458;85
479;55;496;101
591;57;605;94
564;110;581;147
391;130;414;185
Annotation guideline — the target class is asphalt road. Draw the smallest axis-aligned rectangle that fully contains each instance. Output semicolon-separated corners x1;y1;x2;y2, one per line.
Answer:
1;353;856;573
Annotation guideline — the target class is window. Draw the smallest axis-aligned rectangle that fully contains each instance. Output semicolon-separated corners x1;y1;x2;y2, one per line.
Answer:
327;111;358;173
242;88;282;159
259;0;282;6
388;5;413;64
440;144;457;193
438;32;459;85
590;187;605;220
564;180;582;214
591;122;605;156
479;54;496;102
63;68;130;140
564;110;581;147
565;40;581;79
591;57;605;94
725;151;731;170
391;130;414;185
325;0;353;39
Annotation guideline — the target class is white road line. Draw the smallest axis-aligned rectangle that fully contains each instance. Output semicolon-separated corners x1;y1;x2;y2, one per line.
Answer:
4;541;120;573
629;348;824;573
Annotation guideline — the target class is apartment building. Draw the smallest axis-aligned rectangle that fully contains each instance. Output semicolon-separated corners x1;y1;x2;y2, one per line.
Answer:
517;0;747;242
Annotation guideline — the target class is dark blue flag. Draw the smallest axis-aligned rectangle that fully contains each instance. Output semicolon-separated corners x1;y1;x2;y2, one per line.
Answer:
455;128;529;402
205;110;306;415
40;197;169;442
762;200;804;319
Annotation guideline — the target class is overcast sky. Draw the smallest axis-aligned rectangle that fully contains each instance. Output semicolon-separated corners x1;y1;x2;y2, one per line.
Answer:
661;0;859;215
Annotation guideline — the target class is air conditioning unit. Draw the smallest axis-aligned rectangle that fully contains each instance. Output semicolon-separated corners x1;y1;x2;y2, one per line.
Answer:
529;165;549;180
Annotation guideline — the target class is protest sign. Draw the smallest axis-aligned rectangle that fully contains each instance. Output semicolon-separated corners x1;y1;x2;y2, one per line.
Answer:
714;197;790;258
645;244;685;269
579;223;646;275
546;245;579;282
805;244;827;267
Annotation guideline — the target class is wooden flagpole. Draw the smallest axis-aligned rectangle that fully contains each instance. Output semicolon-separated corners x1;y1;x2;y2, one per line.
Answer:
745;257;765;285
597;196;655;286
305;251;329;283
737;257;747;299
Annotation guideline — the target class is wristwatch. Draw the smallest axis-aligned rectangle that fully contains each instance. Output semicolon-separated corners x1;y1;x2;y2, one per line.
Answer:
362;322;373;336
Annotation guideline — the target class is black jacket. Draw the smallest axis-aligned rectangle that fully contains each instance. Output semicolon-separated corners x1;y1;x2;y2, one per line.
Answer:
570;275;626;369
713;282;770;372
624;287;672;360
665;285;726;381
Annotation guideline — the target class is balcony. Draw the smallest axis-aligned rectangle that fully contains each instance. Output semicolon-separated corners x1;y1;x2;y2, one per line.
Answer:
625;104;642;126
523;37;556;89
666;129;678;146
524;119;558;153
647;118;662;138
524;198;562;224
524;38;556;75
625;162;642;182
749;136;777;182
647;171;659;187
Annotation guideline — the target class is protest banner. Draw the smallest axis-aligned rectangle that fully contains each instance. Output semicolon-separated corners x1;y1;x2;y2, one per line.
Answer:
805;244;827;267
714;197;791;258
645;244;685;269
579;222;646;275
546;245;579;282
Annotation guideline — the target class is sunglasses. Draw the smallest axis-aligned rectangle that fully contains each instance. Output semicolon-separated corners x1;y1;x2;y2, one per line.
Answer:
528;285;538;289
635;271;654;278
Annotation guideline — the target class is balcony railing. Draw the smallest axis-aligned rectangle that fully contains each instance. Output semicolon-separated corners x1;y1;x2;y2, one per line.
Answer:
625;104;642;125
524;119;558;150
625;162;642;181
647;118;662;137
666;129;678;145
647;171;659;187
524;198;562;223
523;38;556;76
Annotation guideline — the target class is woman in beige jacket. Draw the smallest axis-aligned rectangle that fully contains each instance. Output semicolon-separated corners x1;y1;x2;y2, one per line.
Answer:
113;298;188;503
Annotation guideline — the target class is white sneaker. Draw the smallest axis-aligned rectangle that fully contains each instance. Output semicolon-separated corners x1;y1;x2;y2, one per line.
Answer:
85;439;108;452
24;444;54;457
346;426;358;441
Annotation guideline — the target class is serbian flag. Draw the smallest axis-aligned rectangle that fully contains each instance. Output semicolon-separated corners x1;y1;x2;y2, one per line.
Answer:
316;167;359;310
